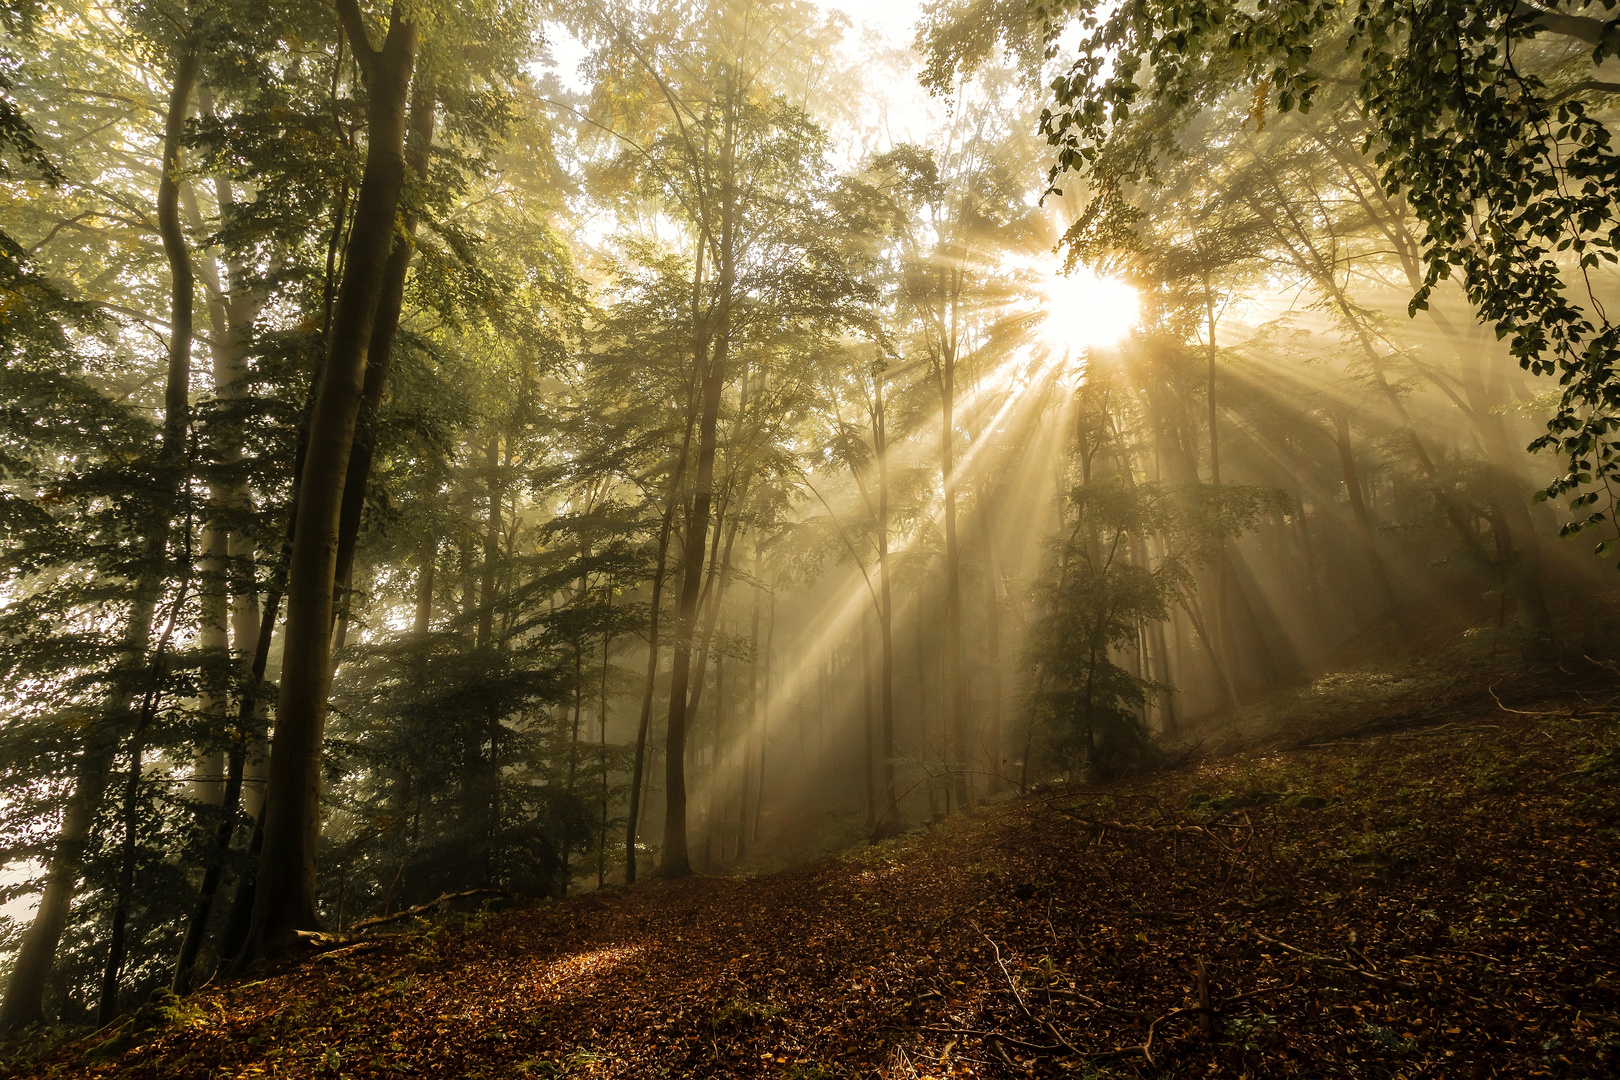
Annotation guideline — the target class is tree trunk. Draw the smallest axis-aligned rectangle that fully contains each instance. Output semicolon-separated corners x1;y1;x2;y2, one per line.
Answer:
598;630;610;889
625;500;673;886
940;335;969;811
753;589;773;843
100;569;190;1022
243;5;417;961
739;539;762;859
625;244;704;885
0;40;199;1030
861;614;876;834
332;76;436;657
661;74;735;879
873;374;897;831
477;435;502;648
977;481;1002;797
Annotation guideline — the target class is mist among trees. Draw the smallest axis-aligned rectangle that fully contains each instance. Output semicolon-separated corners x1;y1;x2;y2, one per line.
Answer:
0;0;1616;1068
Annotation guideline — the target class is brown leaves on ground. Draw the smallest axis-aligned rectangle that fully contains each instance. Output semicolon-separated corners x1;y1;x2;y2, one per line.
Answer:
13;703;1619;1079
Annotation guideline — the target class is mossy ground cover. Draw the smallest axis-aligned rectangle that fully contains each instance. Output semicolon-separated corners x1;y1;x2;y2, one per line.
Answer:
5;667;1616;1079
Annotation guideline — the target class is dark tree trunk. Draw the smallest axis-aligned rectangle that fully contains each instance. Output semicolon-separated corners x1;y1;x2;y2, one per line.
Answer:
872;375;897;830
243;3;417;962
625;498;674;885
330;76;435;655
753;589;774;843
625;246;703;885
100;570;191;1022
932;260;970;812
978;483;1002;796
861;615;876;834
661;78;735;879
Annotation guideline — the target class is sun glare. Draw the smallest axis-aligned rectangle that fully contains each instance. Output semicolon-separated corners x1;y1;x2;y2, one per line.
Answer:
1038;267;1140;351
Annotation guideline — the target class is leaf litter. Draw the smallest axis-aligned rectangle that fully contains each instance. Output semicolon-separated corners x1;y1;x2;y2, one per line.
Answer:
8;701;1618;1079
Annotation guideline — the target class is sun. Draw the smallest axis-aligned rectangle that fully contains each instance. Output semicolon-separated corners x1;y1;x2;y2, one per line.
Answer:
1037;266;1140;352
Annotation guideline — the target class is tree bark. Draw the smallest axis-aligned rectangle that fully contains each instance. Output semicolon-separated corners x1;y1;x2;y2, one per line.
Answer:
753;589;773;843
977;480;1002;796
940;309;969;811
625;245;703;885
872;372;897;830
332;75;436;654
243;2;417;961
0;38;198;1030
861;614;876;834
477;435;502;649
661;74;735;879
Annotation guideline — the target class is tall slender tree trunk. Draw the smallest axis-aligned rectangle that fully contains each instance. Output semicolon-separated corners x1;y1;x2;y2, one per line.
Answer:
625;244;704;885
563;582;584;891
739;540;762;859
916;589;943;821
1204;271;1221;489
976;481;1002;796
1;39;199;1029
243;3;417;961
598;630;610;888
331;75;436;655
940;333;969;811
625;502;673;885
661;75;735;879
753;589;773;843
194;519;230;807
477;436;502;649
861;615;876;834
872;375;897;830
169;214;264;986
414;531;435;638
183;162;262;814
101;566;191;1022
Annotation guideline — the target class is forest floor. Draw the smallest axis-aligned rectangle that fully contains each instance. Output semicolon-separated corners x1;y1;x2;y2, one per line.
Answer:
7;645;1620;1079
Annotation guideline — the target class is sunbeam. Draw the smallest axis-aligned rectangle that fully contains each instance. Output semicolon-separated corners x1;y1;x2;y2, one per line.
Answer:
1037;265;1140;351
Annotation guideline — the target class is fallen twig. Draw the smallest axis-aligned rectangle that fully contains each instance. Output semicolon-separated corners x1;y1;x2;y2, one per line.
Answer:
1055;811;1230;842
311;941;385;963
288;889;510;952
1488;684;1569;718
348;887;509;933
978;930;1083;1056
916;1026;1061;1053
1254;932;1418;990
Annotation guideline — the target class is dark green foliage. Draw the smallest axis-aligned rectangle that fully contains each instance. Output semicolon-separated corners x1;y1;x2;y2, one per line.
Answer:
1028;483;1174;778
1028;473;1286;778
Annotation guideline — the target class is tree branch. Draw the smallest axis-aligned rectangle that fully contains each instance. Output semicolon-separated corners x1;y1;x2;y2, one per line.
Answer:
334;0;380;77
1513;2;1620;48
1549;78;1620;103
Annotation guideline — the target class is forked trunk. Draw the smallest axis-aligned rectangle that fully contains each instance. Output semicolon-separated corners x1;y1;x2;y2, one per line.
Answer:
243;4;417;961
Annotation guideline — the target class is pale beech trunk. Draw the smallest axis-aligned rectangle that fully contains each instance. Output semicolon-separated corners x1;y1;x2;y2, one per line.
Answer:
861;614;876;833
0;39;198;1029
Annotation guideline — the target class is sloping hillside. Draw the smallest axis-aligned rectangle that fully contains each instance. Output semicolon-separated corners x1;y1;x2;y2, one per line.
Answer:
8;676;1618;1079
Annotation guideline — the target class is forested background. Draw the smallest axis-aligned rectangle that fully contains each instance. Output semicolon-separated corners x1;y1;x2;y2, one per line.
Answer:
0;0;1616;1032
